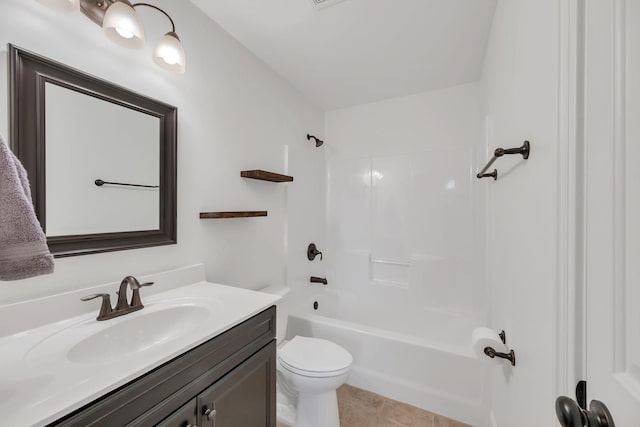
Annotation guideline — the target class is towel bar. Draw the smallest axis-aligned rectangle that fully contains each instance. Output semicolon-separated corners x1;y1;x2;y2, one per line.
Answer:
476;141;530;180
94;179;159;189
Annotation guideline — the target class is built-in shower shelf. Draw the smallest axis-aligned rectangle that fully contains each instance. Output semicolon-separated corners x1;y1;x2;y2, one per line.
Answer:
240;170;294;182
200;211;268;219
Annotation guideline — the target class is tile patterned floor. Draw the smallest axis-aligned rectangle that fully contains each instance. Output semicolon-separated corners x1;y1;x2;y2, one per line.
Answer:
277;384;471;427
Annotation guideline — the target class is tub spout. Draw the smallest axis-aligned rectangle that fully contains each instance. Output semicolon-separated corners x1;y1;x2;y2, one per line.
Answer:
310;276;328;285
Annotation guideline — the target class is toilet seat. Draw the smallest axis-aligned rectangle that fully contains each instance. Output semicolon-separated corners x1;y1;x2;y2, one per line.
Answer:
278;336;353;378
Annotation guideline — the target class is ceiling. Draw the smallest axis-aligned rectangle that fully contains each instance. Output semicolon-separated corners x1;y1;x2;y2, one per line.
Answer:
192;0;497;111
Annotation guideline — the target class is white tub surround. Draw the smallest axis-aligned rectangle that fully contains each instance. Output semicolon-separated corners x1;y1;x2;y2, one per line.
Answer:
311;82;487;425
0;264;280;427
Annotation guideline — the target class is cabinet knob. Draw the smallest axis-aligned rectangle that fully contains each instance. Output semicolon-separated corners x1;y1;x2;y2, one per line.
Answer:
203;407;216;421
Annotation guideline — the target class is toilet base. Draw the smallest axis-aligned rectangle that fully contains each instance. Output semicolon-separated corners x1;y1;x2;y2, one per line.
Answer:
294;390;339;427
276;372;297;426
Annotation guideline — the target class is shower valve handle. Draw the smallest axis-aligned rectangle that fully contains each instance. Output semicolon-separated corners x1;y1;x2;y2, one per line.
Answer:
307;243;323;261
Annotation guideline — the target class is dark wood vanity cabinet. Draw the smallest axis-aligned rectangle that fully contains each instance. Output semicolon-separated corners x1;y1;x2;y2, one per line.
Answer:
157;344;275;427
197;343;275;427
50;307;276;427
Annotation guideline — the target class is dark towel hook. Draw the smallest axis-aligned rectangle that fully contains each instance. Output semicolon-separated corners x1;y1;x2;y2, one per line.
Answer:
477;141;530;180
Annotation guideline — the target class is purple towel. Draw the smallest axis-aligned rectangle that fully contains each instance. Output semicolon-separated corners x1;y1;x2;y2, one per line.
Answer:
0;136;54;281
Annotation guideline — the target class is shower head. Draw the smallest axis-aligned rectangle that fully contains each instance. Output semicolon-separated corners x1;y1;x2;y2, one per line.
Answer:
307;134;324;147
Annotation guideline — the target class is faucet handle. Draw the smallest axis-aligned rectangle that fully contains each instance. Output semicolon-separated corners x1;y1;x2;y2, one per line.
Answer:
81;293;110;302
80;293;113;321
130;281;154;309
131;281;154;290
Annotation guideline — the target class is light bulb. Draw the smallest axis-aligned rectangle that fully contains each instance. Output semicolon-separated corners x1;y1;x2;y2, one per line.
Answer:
163;51;179;65
115;27;134;39
102;1;145;49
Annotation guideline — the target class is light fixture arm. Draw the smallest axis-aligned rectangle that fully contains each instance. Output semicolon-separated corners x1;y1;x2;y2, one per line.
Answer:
132;3;176;33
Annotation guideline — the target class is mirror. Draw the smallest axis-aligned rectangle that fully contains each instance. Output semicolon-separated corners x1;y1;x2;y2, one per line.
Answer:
9;45;177;257
44;83;160;236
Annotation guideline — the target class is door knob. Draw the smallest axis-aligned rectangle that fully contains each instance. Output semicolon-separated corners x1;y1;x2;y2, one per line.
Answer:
555;396;615;427
556;396;584;427
587;400;615;427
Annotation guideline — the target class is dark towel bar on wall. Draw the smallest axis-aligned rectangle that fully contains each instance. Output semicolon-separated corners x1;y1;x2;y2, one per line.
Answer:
476;141;530;180
94;179;159;189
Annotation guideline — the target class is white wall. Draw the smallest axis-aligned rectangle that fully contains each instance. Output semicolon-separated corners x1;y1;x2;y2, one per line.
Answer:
324;82;487;320
0;0;324;305
480;0;560;425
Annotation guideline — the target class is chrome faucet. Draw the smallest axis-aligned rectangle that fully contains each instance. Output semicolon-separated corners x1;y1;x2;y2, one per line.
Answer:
81;275;154;321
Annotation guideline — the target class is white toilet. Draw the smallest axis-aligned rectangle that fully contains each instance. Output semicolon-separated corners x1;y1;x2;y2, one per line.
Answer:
262;285;353;427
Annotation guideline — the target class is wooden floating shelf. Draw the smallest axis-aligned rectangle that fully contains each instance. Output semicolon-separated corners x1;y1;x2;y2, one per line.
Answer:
240;170;293;182
200;211;268;219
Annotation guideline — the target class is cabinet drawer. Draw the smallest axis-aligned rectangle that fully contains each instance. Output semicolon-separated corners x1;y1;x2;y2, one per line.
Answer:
51;307;275;427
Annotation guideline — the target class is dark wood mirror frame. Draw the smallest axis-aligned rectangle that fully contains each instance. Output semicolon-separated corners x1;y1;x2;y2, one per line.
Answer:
8;44;177;257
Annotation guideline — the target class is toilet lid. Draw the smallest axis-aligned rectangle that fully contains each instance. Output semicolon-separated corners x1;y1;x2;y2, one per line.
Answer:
278;336;353;375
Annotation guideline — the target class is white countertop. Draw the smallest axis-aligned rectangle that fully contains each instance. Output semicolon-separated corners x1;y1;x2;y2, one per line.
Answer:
0;265;279;427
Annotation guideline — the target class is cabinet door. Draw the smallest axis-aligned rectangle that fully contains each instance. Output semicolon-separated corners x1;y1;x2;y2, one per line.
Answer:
197;342;276;427
157;399;197;427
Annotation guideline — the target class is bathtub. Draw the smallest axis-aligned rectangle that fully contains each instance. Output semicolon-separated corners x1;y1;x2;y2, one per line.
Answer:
287;290;488;426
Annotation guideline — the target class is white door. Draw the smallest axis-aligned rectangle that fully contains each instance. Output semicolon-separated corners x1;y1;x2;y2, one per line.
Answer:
576;0;640;425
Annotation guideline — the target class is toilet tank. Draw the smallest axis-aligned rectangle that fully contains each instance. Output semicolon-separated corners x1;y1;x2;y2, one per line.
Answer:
258;285;290;345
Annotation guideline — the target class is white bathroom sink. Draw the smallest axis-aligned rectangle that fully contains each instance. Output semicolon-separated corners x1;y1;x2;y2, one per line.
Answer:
67;305;210;363
26;298;216;365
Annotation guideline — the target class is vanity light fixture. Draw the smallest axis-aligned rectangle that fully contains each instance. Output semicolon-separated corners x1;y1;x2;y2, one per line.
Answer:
36;0;186;74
